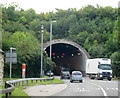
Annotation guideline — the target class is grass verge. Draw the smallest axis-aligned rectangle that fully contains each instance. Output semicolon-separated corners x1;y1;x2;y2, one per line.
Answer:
112;77;120;80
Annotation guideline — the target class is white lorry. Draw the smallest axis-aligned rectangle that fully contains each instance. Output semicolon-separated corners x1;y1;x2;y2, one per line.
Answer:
86;58;112;81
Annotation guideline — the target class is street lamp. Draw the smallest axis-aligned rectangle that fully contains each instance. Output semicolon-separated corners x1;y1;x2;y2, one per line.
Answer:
50;21;56;59
40;23;44;77
10;47;16;80
49;20;56;77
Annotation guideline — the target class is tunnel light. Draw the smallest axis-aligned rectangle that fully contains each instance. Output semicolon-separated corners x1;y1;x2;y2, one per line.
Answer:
78;53;81;55
53;57;56;59
61;56;64;58
52;53;55;55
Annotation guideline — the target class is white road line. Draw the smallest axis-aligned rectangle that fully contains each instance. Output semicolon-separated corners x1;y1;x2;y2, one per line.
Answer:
97;88;101;90
76;88;87;92
87;82;108;97
107;88;109;90
106;88;118;91
116;88;118;90
82;88;85;91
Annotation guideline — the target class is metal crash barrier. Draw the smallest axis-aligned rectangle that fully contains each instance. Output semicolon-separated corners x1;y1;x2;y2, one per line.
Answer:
0;82;14;98
0;77;54;98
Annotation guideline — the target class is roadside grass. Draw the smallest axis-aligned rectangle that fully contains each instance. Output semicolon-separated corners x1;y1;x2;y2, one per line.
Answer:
21;78;64;86
2;87;28;97
112;77;120;80
2;77;64;97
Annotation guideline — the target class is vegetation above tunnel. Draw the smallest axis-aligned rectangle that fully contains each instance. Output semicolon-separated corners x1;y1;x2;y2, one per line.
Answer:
2;3;120;77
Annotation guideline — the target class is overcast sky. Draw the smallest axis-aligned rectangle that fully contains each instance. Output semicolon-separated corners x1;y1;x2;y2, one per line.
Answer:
1;0;120;13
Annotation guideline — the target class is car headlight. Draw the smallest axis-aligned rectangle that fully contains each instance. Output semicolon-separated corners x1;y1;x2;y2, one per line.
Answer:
100;75;102;77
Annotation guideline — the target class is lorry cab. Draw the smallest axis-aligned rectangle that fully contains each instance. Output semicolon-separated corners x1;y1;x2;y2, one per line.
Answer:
98;59;112;80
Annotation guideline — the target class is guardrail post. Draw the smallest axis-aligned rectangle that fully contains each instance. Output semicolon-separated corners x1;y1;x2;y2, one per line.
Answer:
43;79;45;82
4;82;13;98
27;80;28;84
22;81;24;86
19;82;20;86
5;82;8;98
16;82;18;86
9;92;11;95
6;93;8;98
5;81;7;88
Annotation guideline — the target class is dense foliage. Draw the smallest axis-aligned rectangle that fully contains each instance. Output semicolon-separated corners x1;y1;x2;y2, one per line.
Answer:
2;3;120;77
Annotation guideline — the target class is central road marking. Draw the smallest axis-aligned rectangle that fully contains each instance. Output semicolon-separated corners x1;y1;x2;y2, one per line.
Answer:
75;88;87;92
87;82;108;97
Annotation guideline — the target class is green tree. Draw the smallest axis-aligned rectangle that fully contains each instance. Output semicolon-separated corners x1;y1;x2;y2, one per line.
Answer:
4;21;27;32
89;40;106;58
2;3;119;77
110;51;120;77
3;31;40;77
43;52;56;72
29;19;41;32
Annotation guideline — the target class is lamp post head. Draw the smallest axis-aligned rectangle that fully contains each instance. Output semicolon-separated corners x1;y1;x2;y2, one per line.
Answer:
41;23;44;32
10;47;16;50
52;21;56;23
50;20;56;24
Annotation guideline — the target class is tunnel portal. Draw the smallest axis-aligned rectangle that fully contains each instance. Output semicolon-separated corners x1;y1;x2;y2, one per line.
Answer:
44;39;90;75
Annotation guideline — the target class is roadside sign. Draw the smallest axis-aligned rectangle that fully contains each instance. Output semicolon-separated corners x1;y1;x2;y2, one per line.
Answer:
5;52;17;64
6;58;17;64
6;52;17;58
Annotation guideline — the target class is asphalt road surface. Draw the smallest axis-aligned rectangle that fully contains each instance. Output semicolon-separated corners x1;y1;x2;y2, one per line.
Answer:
53;77;119;97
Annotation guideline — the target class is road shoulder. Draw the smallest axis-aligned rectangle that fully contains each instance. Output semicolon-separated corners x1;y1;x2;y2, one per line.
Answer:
24;83;67;96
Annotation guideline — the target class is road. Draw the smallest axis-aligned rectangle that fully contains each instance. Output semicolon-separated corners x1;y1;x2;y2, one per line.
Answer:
53;77;119;97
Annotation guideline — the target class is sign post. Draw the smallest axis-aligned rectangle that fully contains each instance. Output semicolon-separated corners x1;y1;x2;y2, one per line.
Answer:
5;47;17;80
22;64;26;78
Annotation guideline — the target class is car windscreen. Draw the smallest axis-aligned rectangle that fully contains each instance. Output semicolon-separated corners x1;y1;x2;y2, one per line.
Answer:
63;72;70;75
72;72;81;75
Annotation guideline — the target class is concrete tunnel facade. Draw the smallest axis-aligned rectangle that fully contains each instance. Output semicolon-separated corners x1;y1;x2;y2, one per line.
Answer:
44;39;90;75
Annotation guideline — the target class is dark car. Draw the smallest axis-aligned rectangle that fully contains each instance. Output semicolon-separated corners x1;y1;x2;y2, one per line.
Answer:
60;71;70;79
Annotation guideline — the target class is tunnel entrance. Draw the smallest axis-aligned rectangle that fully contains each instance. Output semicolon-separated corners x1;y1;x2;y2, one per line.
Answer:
44;39;90;75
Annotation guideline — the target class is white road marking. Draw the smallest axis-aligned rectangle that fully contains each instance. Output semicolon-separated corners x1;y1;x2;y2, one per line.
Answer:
87;82;108;97
75;88;87;92
116;88;118;90
106;88;118;91
97;88;101;90
111;88;114;90
107;88;109;90
98;81;111;83
82;88;85;91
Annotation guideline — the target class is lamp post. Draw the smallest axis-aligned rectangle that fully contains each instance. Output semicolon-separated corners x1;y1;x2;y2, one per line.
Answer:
40;23;44;77
50;21;56;59
10;47;16;80
49;21;56;77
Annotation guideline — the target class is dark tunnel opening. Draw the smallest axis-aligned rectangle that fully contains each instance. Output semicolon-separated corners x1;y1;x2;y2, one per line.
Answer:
45;43;88;75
